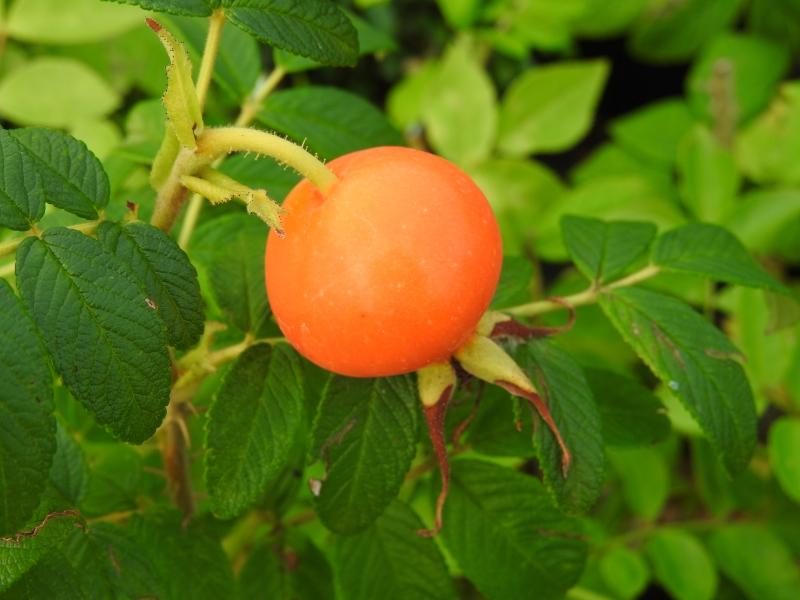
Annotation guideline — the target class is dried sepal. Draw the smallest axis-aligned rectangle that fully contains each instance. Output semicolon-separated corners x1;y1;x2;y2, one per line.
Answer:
417;362;457;537
454;334;572;475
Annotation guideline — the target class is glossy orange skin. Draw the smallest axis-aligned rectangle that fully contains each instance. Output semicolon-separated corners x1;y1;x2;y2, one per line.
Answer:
265;146;502;377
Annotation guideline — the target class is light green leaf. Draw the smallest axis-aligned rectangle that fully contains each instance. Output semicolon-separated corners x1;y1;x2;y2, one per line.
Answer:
536;175;685;261
498;60;608;156
0;511;82;593
687;33;790;125
610;100;694;167
629;0;743;63
225;0;358;67
575;0;648;38
645;529;717;600
441;460;587;600
205;343;304;519
333;500;456;600
562;215;657;283
736;82;800;185
0;281;55;536
599;546;650;600
6;0;142;45
10;128;110;220
239;533;334;600
0;127;45;231
572;142;672;187
653;222;787;293
310;375;418;534
386;61;438;129
769;417;800;503
435;0;484;29
0;58;120;128
608;446;669;520
677;125;740;222
100;0;214;16
599;287;757;473
584;368;670;447
97;221;204;350
709;524;800;600
469;158;564;255
151;24;203;149
258;86;402;161
16;228;171;444
422;40;497;166
518;339;605;513
690;438;736;517
191;213;271;335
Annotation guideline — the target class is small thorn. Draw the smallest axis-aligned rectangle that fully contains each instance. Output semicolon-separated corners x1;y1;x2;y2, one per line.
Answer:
145;17;162;32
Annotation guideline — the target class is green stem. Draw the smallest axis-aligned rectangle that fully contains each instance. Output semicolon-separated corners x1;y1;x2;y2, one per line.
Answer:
150;147;205;232
505;264;661;318
177;67;288;249
196;126;338;194
195;10;225;110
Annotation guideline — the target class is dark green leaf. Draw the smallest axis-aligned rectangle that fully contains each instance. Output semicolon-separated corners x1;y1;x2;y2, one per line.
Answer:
464;384;536;457
191;213;271;335
205;343;305;518
629;0;742;63
0;281;55;536
91;522;167;599
653;223;787;293
584;368;670;447
562;215;657;283
16;228;171;443
10;128;109;220
123;512;235;600
98;221;204;350
333;500;456;600
310;375;418;534
441;460;587;600
258;86;402;161
0;127;45;230
518;339;605;513
100;0;214;16
0;511;82;593
491;256;534;309
48;425;87;508
225;0;358;67
599;287;757;473
2;549;87;600
645;529;717;600
239;533;334;600
709;524;800;600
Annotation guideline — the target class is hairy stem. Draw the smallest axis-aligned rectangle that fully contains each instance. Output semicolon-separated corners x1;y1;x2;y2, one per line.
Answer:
195;10;225;109
196;127;338;194
506;264;661;318
178;67;287;248
150;147;204;231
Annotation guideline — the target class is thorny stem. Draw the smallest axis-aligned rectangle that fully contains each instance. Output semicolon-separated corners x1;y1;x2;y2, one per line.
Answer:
196;126;338;194
195;10;225;109
178;67;287;249
505;264;661;318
